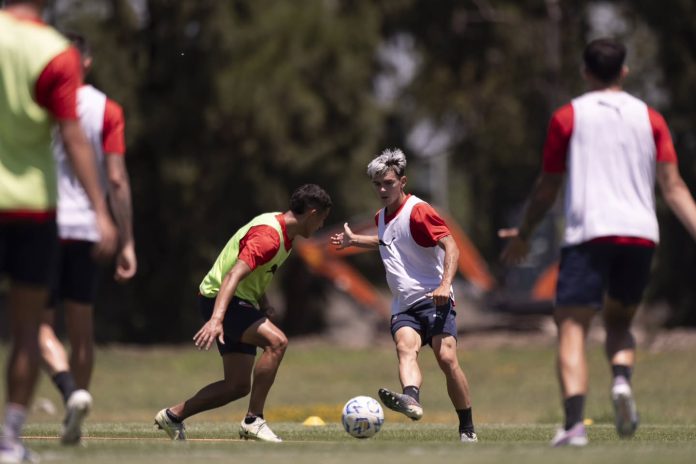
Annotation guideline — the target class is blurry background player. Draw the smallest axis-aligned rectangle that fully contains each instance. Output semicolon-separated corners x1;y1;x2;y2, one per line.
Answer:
154;185;332;443
38;33;137;445
0;1;117;461
500;38;696;447
330;149;477;443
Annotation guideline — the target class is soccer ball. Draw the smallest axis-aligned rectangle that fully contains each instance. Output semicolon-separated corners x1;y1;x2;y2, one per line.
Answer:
341;395;384;439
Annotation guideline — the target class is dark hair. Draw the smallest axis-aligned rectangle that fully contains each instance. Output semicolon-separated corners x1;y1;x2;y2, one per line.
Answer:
65;32;91;59
583;38;626;84
289;184;332;214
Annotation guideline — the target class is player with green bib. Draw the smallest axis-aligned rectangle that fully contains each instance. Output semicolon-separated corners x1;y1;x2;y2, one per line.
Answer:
155;184;332;442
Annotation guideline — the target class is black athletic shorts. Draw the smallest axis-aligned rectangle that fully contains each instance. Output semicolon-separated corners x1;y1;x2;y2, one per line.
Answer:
555;242;655;309
48;240;99;307
390;298;458;347
0;218;58;286
198;294;265;356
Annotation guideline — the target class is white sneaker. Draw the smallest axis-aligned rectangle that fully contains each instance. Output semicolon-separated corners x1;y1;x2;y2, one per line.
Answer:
460;431;478;443
61;389;92;445
239;417;282;442
550;422;588;447
154;409;186;440
0;442;39;463
612;377;639;438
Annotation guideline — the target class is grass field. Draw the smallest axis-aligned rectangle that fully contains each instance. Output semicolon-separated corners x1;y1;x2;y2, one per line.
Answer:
2;339;696;463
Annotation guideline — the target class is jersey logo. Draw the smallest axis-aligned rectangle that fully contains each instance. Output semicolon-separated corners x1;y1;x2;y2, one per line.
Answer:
379;237;396;247
267;264;278;274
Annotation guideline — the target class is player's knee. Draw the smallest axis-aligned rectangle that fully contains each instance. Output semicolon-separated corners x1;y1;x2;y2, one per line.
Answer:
435;351;458;371
233;383;251;399
223;380;251;399
270;334;288;354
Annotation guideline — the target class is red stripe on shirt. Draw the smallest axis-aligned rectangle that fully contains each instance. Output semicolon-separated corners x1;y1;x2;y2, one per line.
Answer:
0;210;56;223
542;103;574;173
34;47;82;120
588;236;656;247
648;107;678;163
103;98;126;155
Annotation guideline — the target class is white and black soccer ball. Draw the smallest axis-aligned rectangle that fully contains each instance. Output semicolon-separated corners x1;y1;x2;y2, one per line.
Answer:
341;395;384;439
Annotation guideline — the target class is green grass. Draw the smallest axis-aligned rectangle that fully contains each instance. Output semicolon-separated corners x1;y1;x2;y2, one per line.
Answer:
2;342;696;463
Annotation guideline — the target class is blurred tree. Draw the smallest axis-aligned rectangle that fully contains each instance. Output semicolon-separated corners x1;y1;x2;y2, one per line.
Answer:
53;0;386;341
11;0;691;343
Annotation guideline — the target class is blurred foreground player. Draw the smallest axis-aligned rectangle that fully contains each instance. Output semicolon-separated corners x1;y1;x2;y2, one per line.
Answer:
38;33;137;445
0;1;117;461
500;38;696;446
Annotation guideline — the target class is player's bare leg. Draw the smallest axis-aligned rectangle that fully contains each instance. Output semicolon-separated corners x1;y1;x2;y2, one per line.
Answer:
551;306;593;446
238;319;287;442
394;327;422;389
39;303;95;444
432;334;476;442
2;284;46;457
5;285;46;405
379;327;424;420
171;353;254;419
242;319;288;416
39;311;70;377
432;334;470;408
603;296;640;438
155;353;254;440
64;301;95;389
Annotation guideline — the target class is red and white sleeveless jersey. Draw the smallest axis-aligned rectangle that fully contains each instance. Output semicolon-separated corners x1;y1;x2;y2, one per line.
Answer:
54;85;125;241
543;90;677;246
378;195;451;314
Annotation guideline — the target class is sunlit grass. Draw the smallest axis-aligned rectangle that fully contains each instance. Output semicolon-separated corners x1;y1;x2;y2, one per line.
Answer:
1;342;695;463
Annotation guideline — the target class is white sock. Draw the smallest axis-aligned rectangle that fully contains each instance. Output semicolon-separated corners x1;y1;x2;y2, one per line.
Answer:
1;403;27;446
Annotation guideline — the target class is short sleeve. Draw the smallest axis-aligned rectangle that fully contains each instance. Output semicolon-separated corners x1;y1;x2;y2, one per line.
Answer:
410;203;451;247
542;104;574;173
103;99;125;155
237;225;281;270
34;47;81;120
648;107;677;163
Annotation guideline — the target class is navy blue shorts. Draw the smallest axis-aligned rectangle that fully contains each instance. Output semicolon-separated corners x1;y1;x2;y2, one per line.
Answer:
49;240;99;306
198;294;265;356
390;298;457;347
556;243;654;309
0;219;58;286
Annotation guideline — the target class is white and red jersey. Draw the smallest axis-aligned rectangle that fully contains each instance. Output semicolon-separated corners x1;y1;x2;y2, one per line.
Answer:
54;84;126;241
543;90;678;247
377;194;453;314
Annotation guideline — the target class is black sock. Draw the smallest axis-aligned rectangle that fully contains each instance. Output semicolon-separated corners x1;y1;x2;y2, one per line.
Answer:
403;385;420;403
563;395;585;431
166;409;183;423
456;407;474;433
51;371;77;404
244;413;263;424
612;364;633;382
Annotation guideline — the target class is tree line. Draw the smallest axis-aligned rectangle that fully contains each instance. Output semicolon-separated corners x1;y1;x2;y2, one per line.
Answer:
5;0;691;342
